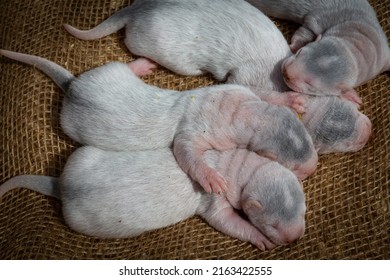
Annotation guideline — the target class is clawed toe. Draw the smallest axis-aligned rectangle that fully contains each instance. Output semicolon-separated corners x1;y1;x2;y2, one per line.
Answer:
199;169;228;195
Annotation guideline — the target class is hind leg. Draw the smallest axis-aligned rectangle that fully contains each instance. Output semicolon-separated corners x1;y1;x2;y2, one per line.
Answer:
127;58;158;77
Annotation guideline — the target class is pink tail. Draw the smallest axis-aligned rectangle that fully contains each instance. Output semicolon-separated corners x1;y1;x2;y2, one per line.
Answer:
0;49;73;92
64;6;132;40
0;175;60;199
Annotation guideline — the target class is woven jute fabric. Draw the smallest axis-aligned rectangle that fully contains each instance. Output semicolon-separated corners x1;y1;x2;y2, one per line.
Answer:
0;0;389;259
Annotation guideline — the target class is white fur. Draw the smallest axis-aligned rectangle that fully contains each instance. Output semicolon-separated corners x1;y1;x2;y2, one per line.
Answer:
0;147;307;249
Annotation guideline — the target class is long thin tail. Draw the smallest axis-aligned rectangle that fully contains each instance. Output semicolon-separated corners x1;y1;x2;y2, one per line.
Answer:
0;175;60;199
64;6;132;40
0;49;74;92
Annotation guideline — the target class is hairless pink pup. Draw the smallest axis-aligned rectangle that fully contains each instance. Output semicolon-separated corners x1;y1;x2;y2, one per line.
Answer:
246;0;390;103
0;147;307;250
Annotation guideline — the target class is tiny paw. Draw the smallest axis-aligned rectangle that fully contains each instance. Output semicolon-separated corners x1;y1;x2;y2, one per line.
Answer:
289;43;302;54
289;38;307;54
198;168;228;195
127;57;157;77
252;234;276;251
284;91;307;114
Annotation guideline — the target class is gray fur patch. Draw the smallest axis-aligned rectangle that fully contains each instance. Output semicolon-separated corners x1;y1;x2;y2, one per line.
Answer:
261;176;304;223
275;114;312;161
304;40;349;83
315;100;356;144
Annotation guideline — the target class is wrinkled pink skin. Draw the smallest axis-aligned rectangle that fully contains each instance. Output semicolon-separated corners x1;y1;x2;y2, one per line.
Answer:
211;149;307;247
169;82;318;194
282;46;363;106
247;0;390;102
300;95;372;154
130;57;370;157
128;59;318;195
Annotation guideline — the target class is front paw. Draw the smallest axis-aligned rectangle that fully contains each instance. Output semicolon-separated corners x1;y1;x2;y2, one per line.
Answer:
197;167;228;195
251;233;276;251
284;91;307;114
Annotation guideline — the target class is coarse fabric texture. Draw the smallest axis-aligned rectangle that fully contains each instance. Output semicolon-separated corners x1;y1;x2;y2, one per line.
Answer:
0;0;389;259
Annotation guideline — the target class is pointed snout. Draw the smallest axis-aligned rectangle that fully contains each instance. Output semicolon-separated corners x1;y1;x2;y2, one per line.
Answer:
282;55;318;95
281;223;306;244
272;216;306;245
292;151;319;180
350;113;372;152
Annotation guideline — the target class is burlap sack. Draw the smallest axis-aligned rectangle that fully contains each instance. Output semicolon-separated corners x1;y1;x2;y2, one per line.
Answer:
0;0;388;259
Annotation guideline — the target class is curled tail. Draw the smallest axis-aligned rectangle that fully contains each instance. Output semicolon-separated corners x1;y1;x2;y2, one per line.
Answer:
0;49;74;92
0;175;60;199
64;6;132;40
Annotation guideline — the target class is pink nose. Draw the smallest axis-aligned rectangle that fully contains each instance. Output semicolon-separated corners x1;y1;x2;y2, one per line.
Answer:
358;115;372;146
347;114;372;152
293;152;319;180
280;220;305;244
282;225;305;244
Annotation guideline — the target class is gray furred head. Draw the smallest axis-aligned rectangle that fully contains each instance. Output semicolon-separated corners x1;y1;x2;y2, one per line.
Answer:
282;37;357;96
249;104;318;180
241;161;306;245
303;96;372;154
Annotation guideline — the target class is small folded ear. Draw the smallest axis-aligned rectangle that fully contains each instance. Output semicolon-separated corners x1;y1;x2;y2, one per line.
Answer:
243;199;263;214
